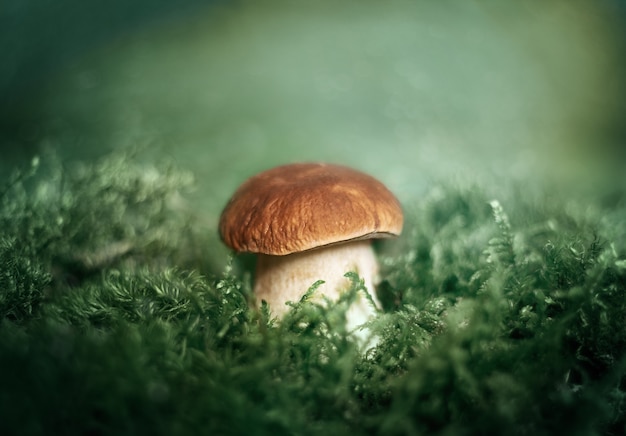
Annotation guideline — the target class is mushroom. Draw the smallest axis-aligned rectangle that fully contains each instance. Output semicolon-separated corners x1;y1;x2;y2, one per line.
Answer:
218;163;403;334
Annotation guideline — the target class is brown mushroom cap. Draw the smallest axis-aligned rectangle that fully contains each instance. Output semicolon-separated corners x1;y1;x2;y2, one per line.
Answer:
219;163;403;255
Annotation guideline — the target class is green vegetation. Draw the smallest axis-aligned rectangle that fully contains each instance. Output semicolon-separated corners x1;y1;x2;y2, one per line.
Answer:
0;151;624;435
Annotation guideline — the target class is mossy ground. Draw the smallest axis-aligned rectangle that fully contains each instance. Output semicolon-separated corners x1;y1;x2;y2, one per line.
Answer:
0;150;624;435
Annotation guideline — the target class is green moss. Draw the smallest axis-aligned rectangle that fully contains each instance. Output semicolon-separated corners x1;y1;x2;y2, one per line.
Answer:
0;151;624;435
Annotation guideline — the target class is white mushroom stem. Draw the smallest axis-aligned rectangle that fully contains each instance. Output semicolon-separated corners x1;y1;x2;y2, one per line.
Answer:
254;239;381;332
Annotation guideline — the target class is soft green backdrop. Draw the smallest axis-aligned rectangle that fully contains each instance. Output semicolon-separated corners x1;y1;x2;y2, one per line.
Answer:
2;0;625;217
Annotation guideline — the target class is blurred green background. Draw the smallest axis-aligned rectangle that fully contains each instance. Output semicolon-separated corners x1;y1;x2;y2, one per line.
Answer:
2;0;625;219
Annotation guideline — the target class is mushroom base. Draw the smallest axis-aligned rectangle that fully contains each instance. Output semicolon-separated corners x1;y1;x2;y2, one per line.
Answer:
254;240;381;332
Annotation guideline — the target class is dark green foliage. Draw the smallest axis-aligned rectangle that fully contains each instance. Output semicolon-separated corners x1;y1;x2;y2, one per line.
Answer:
0;152;625;435
0;238;50;322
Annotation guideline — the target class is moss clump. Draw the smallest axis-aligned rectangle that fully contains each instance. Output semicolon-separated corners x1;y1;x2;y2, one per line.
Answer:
0;152;624;435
